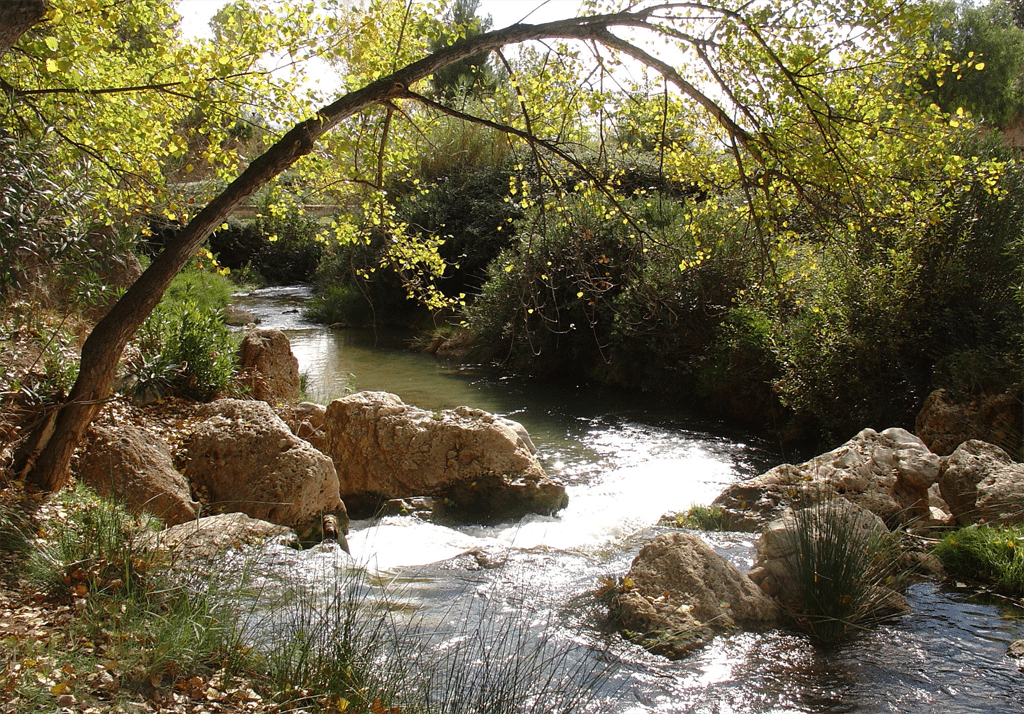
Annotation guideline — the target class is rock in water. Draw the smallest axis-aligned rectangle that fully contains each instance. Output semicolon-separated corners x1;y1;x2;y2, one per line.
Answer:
322;391;567;520
713;428;940;530
612;532;779;658
183;399;347;538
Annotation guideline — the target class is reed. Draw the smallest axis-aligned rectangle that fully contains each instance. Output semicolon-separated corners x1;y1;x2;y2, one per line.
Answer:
787;498;907;642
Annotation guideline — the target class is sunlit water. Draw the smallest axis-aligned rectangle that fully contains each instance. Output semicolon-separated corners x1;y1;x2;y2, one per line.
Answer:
231;287;1024;713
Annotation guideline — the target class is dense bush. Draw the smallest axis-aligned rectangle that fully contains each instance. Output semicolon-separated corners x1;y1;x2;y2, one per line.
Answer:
759;147;1024;439
205;191;326;285
129;270;237;401
466;191;650;374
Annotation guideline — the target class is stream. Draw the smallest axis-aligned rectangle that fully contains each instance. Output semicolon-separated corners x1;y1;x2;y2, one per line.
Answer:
231;286;1024;713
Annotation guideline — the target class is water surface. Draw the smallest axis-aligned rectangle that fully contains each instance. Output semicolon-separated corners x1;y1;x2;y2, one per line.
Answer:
233;287;1024;713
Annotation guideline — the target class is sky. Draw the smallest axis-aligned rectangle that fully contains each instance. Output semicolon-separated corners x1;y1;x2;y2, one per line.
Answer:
176;0;589;39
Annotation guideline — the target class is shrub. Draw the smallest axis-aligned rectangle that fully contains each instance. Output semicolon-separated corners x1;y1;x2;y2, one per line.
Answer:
130;276;236;401
934;525;1024;597
0;135;94;302
466;192;649;373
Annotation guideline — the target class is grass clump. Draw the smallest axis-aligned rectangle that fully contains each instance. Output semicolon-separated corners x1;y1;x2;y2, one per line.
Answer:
786;498;907;643
934;524;1024;597
247;564;609;714
660;504;727;531
20;486;253;699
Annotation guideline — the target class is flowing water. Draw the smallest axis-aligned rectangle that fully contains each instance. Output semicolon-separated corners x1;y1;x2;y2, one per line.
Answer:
232;286;1024;713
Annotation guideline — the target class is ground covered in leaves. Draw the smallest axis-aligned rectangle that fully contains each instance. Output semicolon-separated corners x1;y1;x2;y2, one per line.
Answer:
0;482;282;714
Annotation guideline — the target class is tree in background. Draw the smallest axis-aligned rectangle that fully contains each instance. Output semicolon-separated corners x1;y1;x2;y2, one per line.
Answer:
2;0;1015;488
921;0;1024;128
428;0;503;102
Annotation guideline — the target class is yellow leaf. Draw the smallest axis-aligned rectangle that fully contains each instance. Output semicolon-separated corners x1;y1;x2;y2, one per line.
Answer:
50;681;71;696
44;36;59;51
975;62;986;71
45;58;58;73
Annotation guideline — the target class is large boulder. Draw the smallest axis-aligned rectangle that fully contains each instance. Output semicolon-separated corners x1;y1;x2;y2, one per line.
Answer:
916;388;1022;457
749;499;908;622
182;399;347;538
76;423;199;526
236;329;301;405
611;532;779;658
712;428;940;531
321;391;567;519
939;440;1024;526
275;401;327;452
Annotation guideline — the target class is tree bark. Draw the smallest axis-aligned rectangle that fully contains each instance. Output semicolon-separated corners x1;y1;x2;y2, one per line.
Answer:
21;7;750;490
0;0;46;61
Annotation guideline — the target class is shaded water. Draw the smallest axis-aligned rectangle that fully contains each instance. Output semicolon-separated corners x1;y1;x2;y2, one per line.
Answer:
233;287;1024;713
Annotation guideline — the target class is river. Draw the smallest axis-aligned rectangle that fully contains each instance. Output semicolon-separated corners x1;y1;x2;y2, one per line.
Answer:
231;286;1024;714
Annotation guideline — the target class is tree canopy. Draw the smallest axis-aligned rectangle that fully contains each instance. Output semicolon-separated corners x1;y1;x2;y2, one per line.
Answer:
2;0;1016;488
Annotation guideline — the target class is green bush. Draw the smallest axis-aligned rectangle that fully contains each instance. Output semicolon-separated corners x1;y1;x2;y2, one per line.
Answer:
934;525;1024;597
163;265;235;312
308;242;421;326
303;282;374;325
130;275;236;401
466;192;651;373
0;135;93;301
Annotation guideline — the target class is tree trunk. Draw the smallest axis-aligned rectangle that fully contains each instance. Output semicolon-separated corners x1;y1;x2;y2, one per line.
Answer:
24;10;678;491
0;0;46;61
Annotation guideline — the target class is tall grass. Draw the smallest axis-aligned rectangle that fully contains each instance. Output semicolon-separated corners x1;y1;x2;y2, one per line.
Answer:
243;559;611;713
16;487;611;712
24;486;254;691
786;499;907;642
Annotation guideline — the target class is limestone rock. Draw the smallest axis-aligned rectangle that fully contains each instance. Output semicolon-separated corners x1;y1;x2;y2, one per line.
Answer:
939;440;1024;525
76;423;198;526
749;499;908;621
224;305;260;326
612;532;779;658
236;329;301;404
1009;640;1024;669
151;512;296;566
712;428;940;531
916;388;1022;457
322;391;567;519
182;399;347;538
275;401;327;452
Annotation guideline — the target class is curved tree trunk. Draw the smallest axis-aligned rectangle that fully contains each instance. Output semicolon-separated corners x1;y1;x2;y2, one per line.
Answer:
25;10;697;491
0;0;46;61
